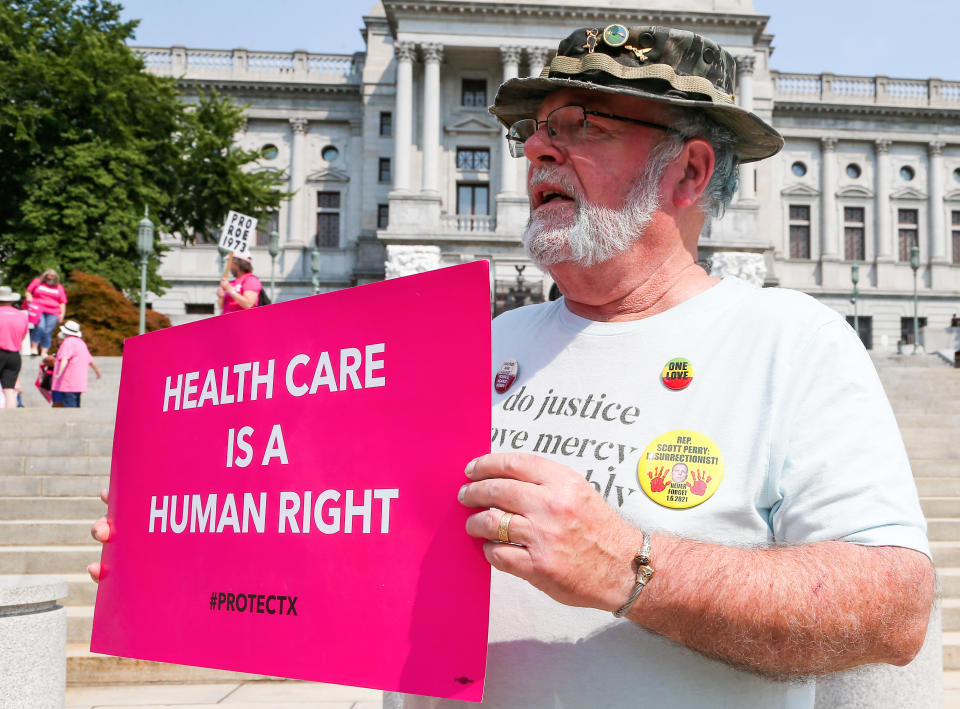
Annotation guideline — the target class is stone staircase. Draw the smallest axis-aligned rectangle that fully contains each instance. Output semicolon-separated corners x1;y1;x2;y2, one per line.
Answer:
0;354;958;685
873;354;960;677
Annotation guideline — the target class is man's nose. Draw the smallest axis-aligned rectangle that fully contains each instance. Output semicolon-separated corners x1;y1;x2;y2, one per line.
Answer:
523;125;565;165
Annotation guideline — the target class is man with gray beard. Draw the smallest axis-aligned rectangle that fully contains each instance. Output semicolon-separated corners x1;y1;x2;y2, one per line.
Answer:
413;23;934;709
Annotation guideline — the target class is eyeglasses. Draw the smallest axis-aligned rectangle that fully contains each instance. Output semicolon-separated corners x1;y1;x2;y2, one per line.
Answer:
506;105;675;158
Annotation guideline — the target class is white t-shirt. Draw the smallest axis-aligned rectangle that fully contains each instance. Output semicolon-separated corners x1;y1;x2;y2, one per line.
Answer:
393;277;929;709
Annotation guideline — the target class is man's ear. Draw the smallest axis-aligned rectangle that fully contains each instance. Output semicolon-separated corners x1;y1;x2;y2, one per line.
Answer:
670;138;715;209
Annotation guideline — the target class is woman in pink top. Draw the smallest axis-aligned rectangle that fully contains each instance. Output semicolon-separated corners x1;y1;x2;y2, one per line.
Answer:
217;254;262;315
51;320;101;408
0;286;29;409
25;269;68;357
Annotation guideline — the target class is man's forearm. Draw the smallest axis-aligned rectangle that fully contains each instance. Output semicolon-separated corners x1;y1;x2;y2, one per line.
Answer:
628;536;934;678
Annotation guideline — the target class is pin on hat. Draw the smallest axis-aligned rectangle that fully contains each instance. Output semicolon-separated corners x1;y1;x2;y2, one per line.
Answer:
495;359;519;394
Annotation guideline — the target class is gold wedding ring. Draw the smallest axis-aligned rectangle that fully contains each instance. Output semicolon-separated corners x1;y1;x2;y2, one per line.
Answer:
498;512;514;543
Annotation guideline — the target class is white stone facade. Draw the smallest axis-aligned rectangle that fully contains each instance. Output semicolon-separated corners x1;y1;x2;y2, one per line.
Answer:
140;0;960;350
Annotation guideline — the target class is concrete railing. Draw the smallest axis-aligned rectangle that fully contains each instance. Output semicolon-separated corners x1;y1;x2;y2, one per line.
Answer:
133;46;362;85
440;214;495;233
773;71;960;109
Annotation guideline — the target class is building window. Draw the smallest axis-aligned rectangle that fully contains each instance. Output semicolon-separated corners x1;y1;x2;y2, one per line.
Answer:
321;145;340;162
952;210;960;265
260;144;278;160
845;163;861;179
900;316;928;346
843;206;865;261
791;161;807;177
378;158;391;183
185;303;215;315
897;208;918;262
845;315;872;350
377;203;389;229
256;211;279;247
461;79;487;107
457;183;489;216
379;112;392;137
316;191;340;248
456;148;490;170
788;204;811;259
900;165;915;181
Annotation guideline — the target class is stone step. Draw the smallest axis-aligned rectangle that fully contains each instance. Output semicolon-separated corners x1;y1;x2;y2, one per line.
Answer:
0;437;113;456
0;520;95;545
0;545;100;574
943;568;960;597
933;542;960;567
928;519;960;542
897;413;960;428
947;632;960;671
68;604;93;643
0;497;107;520
946;599;960;633
62;572;98;606
911;460;960;477
917;478;960;496
921;497;960;517
0;455;111;476
41;475;111;497
66;645;274;685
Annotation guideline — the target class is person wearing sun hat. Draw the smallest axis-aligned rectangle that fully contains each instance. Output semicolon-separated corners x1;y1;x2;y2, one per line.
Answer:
217;252;263;314
0;286;29;409
403;23;931;709
50;319;101;408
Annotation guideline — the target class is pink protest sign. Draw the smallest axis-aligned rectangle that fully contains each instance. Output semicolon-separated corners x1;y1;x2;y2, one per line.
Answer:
91;262;491;702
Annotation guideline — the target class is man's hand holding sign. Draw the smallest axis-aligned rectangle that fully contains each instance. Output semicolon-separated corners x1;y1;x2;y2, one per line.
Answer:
91;262;491;701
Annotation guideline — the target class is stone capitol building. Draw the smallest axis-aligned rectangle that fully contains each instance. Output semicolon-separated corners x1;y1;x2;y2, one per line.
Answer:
139;0;960;352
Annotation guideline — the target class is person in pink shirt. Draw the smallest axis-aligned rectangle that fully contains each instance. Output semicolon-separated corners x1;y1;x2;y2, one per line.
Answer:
0;286;29;409
51;320;101;408
25;269;68;357
217;254;262;315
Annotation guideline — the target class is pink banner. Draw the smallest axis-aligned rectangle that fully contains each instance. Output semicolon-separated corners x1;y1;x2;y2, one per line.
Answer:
92;262;491;702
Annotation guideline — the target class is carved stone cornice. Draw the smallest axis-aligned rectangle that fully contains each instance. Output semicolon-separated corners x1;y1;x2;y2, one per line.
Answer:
875;138;891;154
736;55;756;76
289;117;308;135
500;46;522;66
928;140;946;156
820;136;837;152
420;42;443;63
394;41;416;63
525;47;551;68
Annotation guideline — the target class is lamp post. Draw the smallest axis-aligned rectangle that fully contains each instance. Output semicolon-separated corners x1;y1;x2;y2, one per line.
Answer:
850;263;859;342
310;247;321;295
910;245;920;354
137;207;155;335
268;230;280;302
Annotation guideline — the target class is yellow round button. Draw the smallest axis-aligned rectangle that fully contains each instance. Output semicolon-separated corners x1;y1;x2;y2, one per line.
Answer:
637;430;723;509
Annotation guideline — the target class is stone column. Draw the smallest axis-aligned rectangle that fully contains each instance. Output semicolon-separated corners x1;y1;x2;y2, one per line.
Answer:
526;47;550;79
287;117;308;245
820;137;839;259
495;46;529;234
736;55;757;202
498;46;522;196
928;141;946;263
392;42;415;193
420;43;443;195
875;139;893;261
0;576;67;708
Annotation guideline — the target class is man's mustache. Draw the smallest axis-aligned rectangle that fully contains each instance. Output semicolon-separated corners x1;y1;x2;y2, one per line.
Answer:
529;166;581;204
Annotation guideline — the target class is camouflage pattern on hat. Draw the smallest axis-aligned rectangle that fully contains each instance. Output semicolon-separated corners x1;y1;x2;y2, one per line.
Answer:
491;25;783;163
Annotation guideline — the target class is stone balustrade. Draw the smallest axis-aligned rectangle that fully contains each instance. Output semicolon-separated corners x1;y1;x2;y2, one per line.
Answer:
440;214;495;233
773;71;960;108
133;46;361;84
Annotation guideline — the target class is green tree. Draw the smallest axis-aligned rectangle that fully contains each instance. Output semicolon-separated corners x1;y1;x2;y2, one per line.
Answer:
0;0;288;296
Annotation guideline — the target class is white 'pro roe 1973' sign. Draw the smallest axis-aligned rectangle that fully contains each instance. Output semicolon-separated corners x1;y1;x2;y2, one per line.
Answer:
218;211;258;258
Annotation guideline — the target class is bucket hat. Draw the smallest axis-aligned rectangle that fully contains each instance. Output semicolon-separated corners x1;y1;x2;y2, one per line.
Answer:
0;286;20;302
490;25;783;163
59;320;82;338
